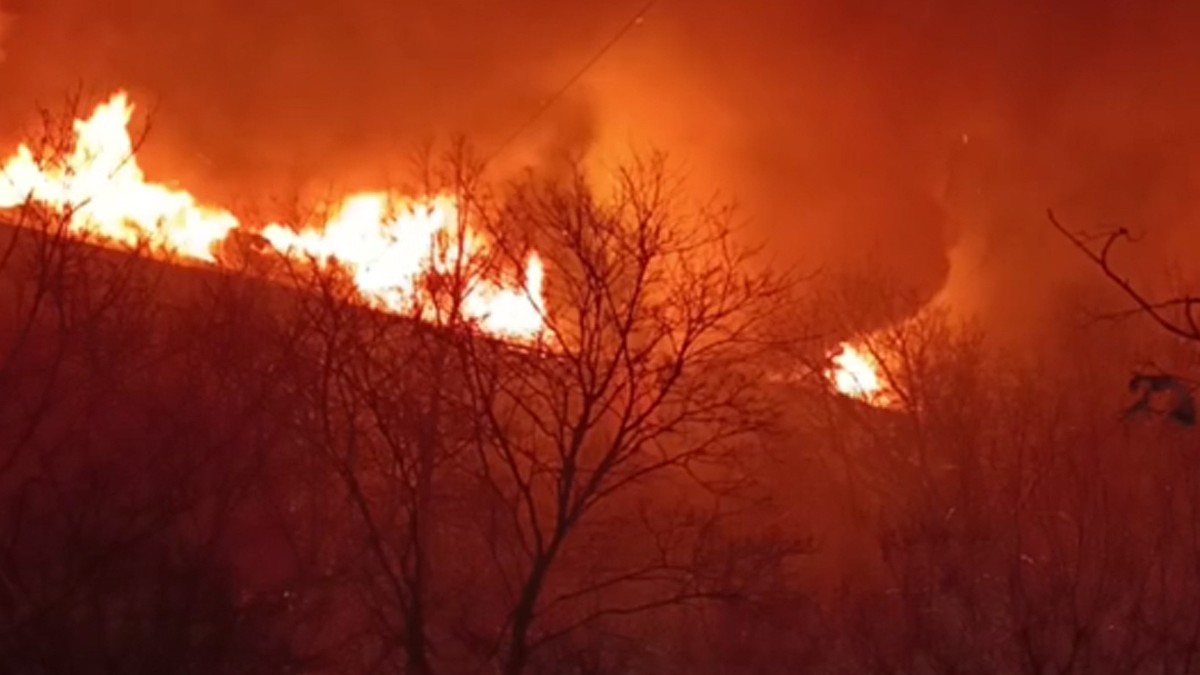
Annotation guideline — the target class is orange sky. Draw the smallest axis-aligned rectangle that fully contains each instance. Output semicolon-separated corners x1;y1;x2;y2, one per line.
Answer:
2;0;1199;345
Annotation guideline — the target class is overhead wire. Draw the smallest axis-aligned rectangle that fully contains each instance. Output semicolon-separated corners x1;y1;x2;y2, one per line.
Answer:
481;0;657;168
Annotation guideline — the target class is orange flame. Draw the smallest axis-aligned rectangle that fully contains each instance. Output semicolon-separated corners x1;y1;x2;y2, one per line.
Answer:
0;93;238;261
261;193;545;338
826;343;895;407
0;91;545;341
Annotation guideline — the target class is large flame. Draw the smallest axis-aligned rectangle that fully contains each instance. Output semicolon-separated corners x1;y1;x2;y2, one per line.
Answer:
0;91;545;340
0;93;238;261
261;193;545;337
826;343;895;408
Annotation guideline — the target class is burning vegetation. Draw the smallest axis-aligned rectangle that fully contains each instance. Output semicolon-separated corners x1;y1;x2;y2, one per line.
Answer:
0;90;797;674
4;3;1200;672
0;92;546;341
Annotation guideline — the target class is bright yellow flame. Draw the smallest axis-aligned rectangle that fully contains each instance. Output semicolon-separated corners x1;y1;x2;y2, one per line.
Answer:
826;343;894;407
0;91;546;341
261;193;546;339
0;93;238;261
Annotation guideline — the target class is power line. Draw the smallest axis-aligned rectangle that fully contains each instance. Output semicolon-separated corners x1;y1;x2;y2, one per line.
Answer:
482;0;657;167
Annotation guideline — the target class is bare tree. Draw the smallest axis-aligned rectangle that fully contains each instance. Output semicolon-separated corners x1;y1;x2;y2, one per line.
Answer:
264;143;502;674
1048;209;1200;431
1048;210;1200;343
2;94;815;674
451;154;801;674
0;95;313;674
791;274;1200;675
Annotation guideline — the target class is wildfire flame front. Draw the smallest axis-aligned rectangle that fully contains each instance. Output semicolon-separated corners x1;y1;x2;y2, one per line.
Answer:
0;91;546;341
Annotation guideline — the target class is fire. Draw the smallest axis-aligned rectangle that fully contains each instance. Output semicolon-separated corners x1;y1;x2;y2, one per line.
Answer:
0;93;238;261
826;342;895;407
0;91;545;340
261;194;546;337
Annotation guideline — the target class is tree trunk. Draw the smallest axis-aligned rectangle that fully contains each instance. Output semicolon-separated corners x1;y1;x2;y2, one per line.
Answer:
503;552;558;675
405;336;449;674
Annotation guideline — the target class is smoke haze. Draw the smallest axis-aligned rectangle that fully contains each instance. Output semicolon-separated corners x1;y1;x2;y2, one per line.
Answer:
0;6;8;64
2;0;1200;343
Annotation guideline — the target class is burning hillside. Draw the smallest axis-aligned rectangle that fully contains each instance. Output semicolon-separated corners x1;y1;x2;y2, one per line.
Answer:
6;3;1200;672
0;91;546;340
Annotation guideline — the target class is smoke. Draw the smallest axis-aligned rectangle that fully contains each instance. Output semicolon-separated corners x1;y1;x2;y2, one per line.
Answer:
0;5;8;65
0;0;616;205
2;0;1200;347
597;0;1200;346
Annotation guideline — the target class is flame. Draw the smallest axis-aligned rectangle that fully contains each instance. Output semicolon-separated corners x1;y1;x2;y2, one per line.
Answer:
0;93;238;261
0;91;545;341
826;343;895;407
261;194;546;338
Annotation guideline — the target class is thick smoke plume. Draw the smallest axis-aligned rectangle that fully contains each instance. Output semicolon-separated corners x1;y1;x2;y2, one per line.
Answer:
2;0;1200;346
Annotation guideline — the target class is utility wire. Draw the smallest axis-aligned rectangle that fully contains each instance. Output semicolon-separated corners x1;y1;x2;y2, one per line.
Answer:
482;0;657;167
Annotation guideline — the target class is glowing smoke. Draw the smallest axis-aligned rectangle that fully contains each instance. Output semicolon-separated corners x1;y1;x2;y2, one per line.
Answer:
2;1;1200;350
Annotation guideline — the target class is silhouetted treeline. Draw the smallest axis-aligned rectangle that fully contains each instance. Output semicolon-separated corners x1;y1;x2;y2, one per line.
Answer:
4;143;1200;675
